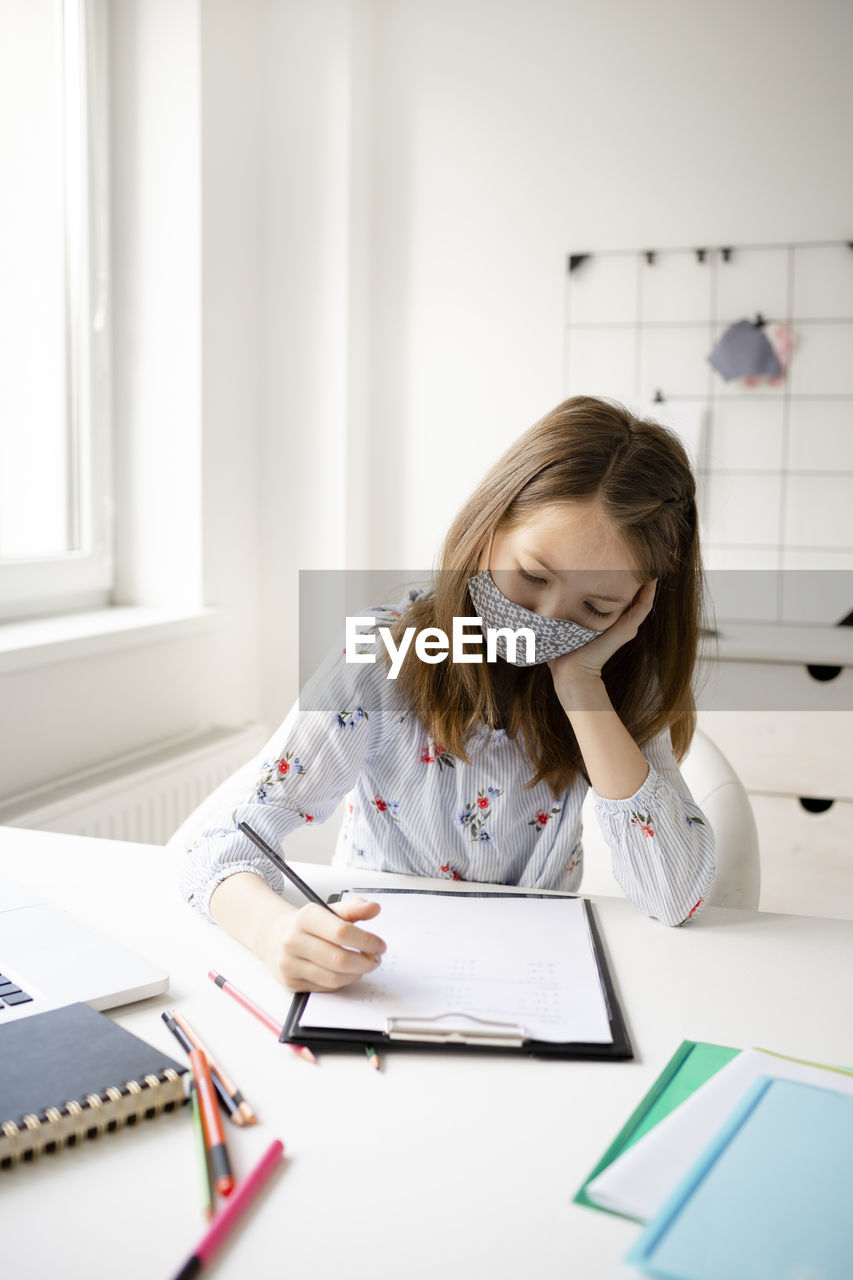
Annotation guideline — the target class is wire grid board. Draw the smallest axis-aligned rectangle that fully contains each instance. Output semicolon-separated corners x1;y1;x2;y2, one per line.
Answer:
563;241;853;625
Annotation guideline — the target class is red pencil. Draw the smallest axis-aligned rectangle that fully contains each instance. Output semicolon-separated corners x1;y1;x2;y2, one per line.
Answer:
208;970;318;1064
190;1048;235;1197
208;970;279;1034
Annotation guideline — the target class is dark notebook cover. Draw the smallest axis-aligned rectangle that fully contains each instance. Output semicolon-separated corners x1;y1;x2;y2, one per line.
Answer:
0;1002;187;1129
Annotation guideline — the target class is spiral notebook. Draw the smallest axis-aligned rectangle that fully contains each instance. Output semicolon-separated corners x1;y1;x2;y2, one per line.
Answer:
0;1002;189;1169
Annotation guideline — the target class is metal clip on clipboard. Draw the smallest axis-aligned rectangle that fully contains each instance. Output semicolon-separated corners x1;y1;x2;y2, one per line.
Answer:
385;1012;527;1048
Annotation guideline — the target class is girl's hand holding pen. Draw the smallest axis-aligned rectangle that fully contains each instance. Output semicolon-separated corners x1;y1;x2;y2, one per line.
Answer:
232;822;385;992
261;896;385;994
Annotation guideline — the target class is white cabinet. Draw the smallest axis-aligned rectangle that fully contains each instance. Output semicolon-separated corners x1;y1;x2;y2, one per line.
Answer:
699;652;853;920
747;793;853;920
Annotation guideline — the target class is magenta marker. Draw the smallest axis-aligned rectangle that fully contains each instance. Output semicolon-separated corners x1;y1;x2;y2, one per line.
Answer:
172;1139;285;1279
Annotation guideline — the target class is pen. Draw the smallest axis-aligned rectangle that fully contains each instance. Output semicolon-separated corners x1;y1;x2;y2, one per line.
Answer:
237;819;380;970
171;1138;285;1280
171;1008;258;1126
190;1047;235;1197
161;1011;244;1125
208;970;318;1064
237;821;334;911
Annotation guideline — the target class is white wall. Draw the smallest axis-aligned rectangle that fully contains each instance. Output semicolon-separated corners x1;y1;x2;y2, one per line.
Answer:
4;0;852;811
199;0;265;694
255;0;354;726
350;0;853;571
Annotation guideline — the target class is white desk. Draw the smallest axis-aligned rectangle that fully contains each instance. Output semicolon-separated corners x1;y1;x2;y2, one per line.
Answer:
2;826;852;1280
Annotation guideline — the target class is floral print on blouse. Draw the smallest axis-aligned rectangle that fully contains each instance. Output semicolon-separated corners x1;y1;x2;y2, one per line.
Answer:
177;593;715;927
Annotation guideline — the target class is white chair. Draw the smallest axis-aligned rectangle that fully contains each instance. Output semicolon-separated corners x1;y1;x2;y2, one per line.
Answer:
167;755;344;865
170;729;761;910
579;727;761;909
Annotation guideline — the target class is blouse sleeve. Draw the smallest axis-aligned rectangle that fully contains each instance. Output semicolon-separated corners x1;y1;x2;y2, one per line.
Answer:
589;728;716;926
177;628;391;923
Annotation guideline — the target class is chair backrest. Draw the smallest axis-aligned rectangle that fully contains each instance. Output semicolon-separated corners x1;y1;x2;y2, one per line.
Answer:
579;728;761;910
168;757;262;854
168;756;345;865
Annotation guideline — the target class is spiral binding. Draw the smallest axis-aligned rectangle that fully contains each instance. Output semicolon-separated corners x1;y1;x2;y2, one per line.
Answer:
0;1067;186;1168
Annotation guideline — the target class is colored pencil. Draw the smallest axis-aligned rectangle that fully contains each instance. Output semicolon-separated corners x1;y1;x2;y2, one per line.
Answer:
208;970;317;1064
172;1008;257;1125
292;1042;319;1064
171;1139;285;1280
208;970;279;1034
365;1044;381;1071
161;1011;244;1125
190;1082;215;1221
190;1048;234;1197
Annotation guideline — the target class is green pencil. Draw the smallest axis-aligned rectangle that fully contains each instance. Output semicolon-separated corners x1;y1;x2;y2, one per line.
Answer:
365;1044;380;1071
191;1080;215;1220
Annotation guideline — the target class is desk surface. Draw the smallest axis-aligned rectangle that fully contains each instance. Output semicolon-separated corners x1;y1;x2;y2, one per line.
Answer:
2;826;852;1280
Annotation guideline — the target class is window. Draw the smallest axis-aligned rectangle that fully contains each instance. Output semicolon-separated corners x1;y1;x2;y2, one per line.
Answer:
0;0;111;620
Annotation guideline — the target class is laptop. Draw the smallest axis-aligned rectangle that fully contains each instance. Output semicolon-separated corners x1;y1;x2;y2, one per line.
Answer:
0;870;169;1022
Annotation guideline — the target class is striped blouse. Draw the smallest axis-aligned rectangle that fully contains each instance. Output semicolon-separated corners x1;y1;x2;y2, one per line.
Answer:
178;596;716;927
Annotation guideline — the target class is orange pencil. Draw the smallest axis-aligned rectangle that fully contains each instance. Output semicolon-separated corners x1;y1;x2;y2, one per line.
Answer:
190;1047;235;1197
173;1009;258;1125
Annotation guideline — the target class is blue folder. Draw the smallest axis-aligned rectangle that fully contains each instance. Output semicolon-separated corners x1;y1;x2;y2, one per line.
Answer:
627;1075;853;1279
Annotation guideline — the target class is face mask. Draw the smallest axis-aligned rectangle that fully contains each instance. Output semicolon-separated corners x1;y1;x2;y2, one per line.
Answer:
466;534;605;666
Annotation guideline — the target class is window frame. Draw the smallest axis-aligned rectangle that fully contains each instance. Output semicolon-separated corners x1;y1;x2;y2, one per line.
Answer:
0;0;112;622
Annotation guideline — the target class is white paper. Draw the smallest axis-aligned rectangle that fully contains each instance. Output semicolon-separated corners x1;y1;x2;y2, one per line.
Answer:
299;892;613;1044
586;1047;853;1221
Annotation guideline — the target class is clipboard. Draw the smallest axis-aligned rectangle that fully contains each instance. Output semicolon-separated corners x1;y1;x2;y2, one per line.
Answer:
280;889;633;1060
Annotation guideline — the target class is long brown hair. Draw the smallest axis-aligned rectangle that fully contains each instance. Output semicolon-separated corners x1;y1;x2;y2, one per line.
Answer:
386;395;707;796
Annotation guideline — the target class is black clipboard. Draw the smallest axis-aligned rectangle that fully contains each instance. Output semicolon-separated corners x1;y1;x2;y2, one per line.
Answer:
280;889;633;1060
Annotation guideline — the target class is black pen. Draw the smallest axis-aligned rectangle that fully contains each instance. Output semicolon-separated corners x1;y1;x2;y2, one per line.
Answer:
161;1011;243;1125
237;821;335;912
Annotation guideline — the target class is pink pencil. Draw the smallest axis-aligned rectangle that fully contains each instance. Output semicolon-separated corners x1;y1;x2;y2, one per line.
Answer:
208;970;318;1064
172;1138;285;1279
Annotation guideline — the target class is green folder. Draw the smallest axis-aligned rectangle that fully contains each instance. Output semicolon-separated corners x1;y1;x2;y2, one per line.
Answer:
573;1039;740;1213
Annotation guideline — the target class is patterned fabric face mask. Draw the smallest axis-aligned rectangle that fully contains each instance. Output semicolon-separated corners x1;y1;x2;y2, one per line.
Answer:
466;565;605;666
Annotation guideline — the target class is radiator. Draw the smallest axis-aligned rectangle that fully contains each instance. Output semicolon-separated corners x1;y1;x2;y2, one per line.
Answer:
0;724;269;845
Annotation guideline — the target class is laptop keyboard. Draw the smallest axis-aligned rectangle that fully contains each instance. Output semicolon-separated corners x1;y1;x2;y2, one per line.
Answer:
0;973;33;1008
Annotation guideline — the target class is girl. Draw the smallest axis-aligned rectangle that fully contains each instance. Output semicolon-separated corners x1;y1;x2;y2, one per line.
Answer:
178;396;715;991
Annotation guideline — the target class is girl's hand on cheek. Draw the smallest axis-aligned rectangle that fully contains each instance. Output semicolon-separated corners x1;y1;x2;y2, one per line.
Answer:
547;579;658;690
